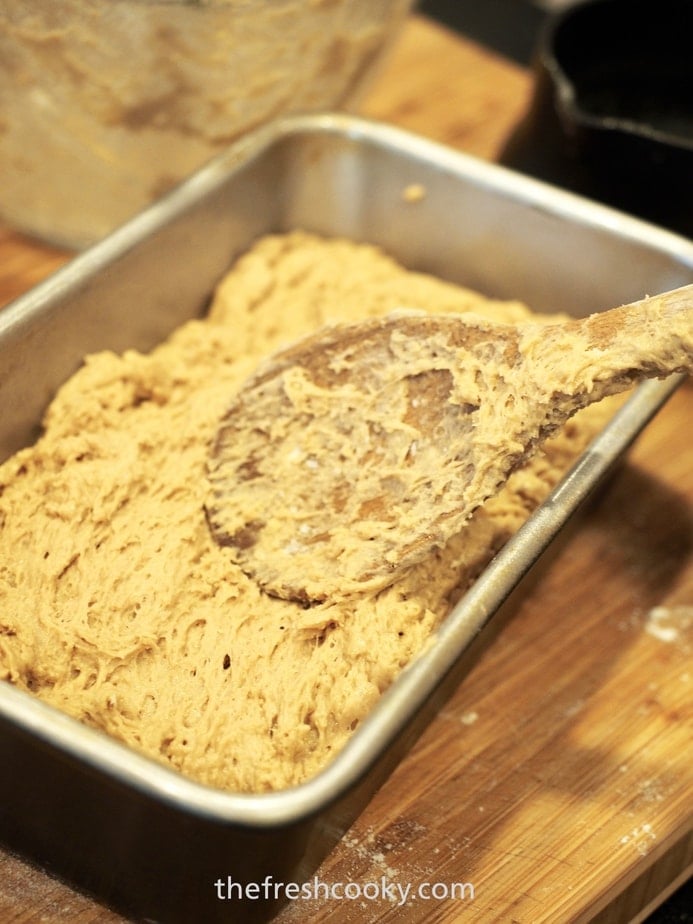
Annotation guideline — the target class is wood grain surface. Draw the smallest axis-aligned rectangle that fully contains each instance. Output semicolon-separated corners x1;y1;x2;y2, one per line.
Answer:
1;14;691;924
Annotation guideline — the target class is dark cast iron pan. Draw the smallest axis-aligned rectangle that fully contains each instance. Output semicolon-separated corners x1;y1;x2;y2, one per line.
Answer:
501;0;693;237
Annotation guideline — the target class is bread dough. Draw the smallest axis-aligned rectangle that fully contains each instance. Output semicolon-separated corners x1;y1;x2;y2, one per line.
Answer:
0;233;616;792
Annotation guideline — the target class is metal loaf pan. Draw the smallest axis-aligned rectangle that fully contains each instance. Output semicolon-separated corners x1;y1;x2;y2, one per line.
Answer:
1;115;692;923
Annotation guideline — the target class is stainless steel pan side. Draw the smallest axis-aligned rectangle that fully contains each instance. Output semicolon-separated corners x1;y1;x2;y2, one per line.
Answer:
1;114;692;923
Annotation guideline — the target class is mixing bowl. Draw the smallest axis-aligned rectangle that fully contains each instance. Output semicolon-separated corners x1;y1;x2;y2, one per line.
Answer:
0;0;413;248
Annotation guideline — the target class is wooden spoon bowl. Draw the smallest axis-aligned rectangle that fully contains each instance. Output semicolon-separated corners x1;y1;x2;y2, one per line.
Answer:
206;286;693;604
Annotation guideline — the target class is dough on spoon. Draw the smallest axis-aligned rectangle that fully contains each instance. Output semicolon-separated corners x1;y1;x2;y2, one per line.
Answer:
207;291;692;603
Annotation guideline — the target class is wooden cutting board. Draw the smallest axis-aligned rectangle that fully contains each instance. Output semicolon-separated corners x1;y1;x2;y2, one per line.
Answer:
1;14;691;924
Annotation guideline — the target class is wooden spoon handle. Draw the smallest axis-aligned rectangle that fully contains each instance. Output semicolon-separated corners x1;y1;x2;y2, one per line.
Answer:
583;284;693;371
527;284;693;411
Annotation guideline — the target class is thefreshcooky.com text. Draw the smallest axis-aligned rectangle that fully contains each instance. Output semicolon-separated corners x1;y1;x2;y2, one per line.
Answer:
214;875;475;908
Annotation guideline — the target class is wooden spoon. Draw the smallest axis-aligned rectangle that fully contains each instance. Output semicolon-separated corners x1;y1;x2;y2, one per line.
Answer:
206;285;693;604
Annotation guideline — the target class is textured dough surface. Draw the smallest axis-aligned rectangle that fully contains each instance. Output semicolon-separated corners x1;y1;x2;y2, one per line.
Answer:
0;233;616;793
